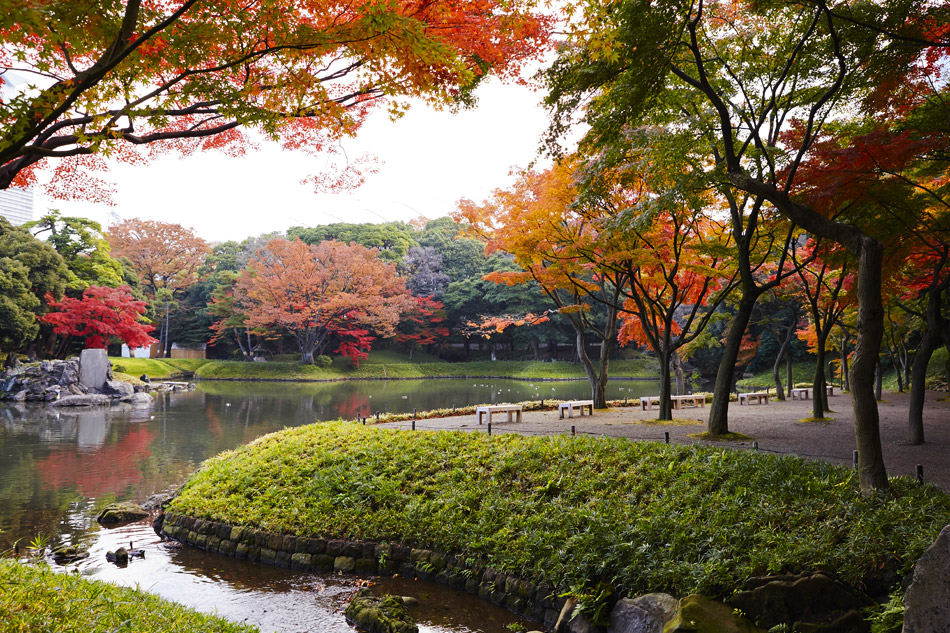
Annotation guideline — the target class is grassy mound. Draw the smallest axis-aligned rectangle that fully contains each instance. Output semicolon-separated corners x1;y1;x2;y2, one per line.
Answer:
108;357;211;379
170;422;950;599
0;559;257;633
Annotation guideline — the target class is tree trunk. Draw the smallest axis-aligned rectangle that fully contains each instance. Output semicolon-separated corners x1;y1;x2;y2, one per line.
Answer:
812;344;826;419
773;324;794;401
907;329;939;445
708;297;756;435
786;349;793;397
672;352;686;396
850;240;888;490
657;347;673;421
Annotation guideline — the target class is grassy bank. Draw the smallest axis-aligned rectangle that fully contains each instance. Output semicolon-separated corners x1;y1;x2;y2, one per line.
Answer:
0;559;257;633
192;358;658;381
170;422;950;601
108;357;211;379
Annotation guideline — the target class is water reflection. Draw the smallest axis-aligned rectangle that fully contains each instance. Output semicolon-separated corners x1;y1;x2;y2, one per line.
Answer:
0;377;658;633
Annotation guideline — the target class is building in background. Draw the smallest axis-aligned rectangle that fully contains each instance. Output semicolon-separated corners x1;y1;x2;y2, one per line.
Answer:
0;187;34;225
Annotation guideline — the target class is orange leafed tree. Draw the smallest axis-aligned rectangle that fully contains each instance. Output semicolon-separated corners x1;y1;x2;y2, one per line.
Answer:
234;238;413;364
107;218;210;297
1;0;552;198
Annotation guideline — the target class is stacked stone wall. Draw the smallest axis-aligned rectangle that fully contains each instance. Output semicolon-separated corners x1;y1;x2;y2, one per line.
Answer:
161;511;566;627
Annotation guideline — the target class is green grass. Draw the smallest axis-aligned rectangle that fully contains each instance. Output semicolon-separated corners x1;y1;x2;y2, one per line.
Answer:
170;422;950;601
0;559;257;633
193;358;658;381
107;357;212;379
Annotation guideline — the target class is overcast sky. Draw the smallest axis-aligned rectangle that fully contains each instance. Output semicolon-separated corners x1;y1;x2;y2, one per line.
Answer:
33;77;553;244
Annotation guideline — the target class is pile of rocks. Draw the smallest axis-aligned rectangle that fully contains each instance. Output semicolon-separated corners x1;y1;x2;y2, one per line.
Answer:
0;350;156;406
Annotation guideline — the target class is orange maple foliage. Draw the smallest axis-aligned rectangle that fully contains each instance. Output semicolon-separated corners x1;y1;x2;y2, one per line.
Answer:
107;218;211;297
1;0;552;198
233;238;413;363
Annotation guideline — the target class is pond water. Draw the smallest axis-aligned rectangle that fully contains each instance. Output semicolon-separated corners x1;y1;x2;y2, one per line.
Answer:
0;377;658;633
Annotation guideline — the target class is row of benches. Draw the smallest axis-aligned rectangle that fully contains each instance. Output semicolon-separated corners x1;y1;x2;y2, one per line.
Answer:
474;385;836;423
739;385;835;405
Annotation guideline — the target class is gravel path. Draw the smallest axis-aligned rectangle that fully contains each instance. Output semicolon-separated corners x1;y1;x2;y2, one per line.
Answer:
379;389;950;493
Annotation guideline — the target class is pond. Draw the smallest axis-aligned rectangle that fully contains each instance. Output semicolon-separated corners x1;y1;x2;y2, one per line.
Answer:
0;377;658;633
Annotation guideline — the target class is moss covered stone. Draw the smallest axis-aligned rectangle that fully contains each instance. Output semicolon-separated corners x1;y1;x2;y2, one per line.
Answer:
344;588;418;633
96;502;149;525
663;595;765;633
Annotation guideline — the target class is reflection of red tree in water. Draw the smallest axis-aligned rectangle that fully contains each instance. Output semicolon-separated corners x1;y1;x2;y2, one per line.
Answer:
336;391;371;421
36;427;155;498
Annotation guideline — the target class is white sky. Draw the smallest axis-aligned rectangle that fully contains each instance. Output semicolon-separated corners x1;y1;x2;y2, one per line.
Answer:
33;77;553;244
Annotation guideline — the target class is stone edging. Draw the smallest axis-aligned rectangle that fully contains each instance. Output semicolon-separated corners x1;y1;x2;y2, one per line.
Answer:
161;511;567;628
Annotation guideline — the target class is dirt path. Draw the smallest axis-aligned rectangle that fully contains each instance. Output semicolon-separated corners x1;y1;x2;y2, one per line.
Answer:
379;389;950;493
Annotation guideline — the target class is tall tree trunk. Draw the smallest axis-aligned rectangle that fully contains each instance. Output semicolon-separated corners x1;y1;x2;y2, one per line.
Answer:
786;350;794;397
812;344;827;419
907;329;940;444
672;351;686;396
850;241;888;490
708;297;756;435
772;322;794;401
657;347;673;421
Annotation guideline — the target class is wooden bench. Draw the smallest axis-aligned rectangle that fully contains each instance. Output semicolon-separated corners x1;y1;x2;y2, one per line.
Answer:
738;391;770;405
790;385;836;400
475;404;523;425
671;395;706;409
640;395;706;410
558;400;594;419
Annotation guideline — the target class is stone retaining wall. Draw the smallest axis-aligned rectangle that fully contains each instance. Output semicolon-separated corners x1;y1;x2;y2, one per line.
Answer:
161;511;567;627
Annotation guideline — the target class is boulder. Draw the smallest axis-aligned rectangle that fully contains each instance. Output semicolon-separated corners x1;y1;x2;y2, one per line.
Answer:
345;588;418;633
663;595;765;633
96;502;149;526
609;594;679;633
903;524;950;633
52;544;90;564
103;380;134;397
127;392;153;407
730;572;869;629
49;394;111;407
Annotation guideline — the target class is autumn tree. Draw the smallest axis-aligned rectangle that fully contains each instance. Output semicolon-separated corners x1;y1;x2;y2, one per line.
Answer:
1;0;551;198
42;285;156;353
108;219;210;297
233;238;413;364
108;218;211;355
457;161;622;408
395;295;450;359
541;0;950;488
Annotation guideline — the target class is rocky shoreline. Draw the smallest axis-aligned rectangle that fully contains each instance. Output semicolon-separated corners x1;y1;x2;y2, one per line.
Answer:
0;351;194;406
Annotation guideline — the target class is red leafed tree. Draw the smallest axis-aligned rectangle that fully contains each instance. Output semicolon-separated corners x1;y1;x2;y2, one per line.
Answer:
233;238;413;364
107;219;210;297
2;0;551;198
42;285;156;352
395;296;450;359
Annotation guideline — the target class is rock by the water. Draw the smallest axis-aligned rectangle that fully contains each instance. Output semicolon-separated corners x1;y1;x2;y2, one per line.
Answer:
730;572;869;629
49;394;111;407
127;392;153;406
103;380;134;397
664;595;765;633
52;544;90;564
79;349;110;391
96;502;149;526
608;593;678;633
345;588;418;633
903;524;950;633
